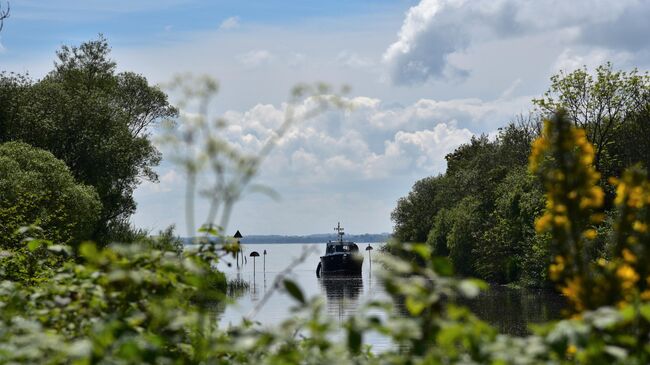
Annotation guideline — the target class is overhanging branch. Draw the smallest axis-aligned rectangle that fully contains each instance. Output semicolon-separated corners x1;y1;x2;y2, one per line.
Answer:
0;2;9;33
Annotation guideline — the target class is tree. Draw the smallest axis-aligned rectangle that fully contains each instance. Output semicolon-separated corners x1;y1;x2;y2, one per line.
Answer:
0;142;101;248
608;92;650;175
474;167;545;283
391;175;446;242
533;63;650;172
0;37;177;242
425;208;451;256
446;196;483;276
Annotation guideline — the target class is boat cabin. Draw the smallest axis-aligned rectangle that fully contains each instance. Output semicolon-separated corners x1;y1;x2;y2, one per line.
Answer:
325;242;359;254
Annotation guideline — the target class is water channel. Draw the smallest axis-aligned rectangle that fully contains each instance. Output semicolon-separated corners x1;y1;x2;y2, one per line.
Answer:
215;243;565;348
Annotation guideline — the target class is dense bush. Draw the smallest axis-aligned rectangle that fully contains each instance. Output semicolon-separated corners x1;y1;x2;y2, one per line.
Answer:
0;142;101;250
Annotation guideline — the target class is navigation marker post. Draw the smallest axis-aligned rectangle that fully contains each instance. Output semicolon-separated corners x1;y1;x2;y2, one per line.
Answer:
365;244;373;271
234;230;243;269
250;251;260;279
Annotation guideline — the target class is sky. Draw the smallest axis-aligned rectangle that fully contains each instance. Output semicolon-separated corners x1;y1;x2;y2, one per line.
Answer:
2;0;650;236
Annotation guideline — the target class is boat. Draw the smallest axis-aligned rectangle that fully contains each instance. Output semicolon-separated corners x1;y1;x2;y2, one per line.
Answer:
316;223;363;276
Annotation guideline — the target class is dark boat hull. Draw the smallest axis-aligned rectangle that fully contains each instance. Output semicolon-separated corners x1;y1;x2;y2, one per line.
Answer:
320;253;363;275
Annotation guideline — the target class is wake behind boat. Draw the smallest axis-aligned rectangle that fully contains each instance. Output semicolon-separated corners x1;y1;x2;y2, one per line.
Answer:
316;223;363;276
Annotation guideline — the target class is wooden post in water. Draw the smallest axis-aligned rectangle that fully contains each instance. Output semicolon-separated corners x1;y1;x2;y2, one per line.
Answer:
234;230;243;269
250;251;260;280
263;249;267;273
365;244;373;271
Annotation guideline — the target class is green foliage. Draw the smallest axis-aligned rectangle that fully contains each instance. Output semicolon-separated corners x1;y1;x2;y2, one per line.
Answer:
476;167;546;283
0;240;228;363
426;208;451;256
533;63;650;173
0;36;177;243
392;121;541;284
393;63;650;287
0;142;101;250
446;196;483;276
392;175;447;243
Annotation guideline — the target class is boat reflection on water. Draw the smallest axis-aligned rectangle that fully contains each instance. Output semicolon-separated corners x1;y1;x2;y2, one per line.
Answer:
318;275;364;321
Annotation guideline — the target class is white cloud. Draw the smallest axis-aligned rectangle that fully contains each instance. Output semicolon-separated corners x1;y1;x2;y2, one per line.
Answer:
553;47;634;73
211;93;528;186
363;123;473;178
237;49;274;68
383;0;649;85
336;51;375;69
101;0;650;235
219;16;240;30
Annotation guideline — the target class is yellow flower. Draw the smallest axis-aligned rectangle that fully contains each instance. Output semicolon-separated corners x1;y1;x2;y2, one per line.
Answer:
535;214;552;233
622;249;637;263
590;186;604;207
553;215;569;228
584;145;594;160
583;229;597;240
561;277;582;304
590;213;605;224
616;264;639;290
629;186;645;208
580;153;593;165
566;344;577;356
615;183;627;206
549;256;565;281
632;221;648;233
641;290;650;301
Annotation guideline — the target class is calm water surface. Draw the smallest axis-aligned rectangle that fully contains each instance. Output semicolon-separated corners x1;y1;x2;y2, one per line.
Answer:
214;243;565;348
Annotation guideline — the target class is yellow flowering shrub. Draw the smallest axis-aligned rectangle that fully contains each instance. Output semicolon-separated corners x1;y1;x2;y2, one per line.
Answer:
530;109;650;315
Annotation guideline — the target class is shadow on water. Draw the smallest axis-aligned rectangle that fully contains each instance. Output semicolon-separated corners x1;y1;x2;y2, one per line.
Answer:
319;275;364;321
461;285;566;336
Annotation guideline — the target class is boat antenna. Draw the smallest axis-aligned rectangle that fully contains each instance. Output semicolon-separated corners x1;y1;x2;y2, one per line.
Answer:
334;222;344;243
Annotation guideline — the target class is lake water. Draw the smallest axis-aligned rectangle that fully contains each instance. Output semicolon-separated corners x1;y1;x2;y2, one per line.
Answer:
215;243;565;348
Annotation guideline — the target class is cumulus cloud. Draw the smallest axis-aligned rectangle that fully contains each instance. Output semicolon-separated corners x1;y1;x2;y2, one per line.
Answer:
383;0;650;85
237;49;274;68
219;16;240;30
553;48;634;73
213;93;529;186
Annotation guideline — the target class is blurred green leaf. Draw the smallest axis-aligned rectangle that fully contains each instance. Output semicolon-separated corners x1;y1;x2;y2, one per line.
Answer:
283;279;305;304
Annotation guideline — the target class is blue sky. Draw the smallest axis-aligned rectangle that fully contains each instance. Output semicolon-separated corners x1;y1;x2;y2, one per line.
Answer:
2;0;650;236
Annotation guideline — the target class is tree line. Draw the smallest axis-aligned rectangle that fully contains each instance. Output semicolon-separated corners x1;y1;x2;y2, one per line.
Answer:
391;63;650;286
0;36;177;247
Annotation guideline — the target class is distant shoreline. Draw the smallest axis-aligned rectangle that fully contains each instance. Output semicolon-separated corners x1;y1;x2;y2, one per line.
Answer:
182;233;391;245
